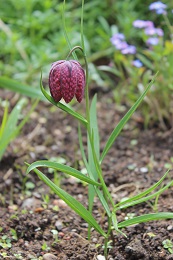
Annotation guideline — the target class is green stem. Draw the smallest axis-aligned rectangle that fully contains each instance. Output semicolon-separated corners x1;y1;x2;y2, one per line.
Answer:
81;0;85;51
62;0;78;60
65;41;114;243
104;217;112;258
65;45;90;125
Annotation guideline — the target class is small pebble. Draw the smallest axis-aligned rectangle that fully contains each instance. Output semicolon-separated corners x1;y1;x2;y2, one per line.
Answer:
8;204;18;212
140;167;148;173
28;254;36;259
58;232;65;237
35;145;47;153
167;225;173;231
43;253;57;260
33;192;41;198
55;220;63;231
81;223;88;228
53;199;67;208
97;255;106;260
92;237;97;243
21;197;41;209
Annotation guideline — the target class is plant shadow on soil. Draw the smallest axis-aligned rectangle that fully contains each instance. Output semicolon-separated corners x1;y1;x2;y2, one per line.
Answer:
0;89;173;260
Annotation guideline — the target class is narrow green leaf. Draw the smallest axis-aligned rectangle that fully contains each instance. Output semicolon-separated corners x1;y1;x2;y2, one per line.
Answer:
100;73;158;162
115;170;170;208
0;99;38;154
0;98;27;159
78;124;111;217
40;75;88;127
0;101;9;138
98;65;122;77
116;180;173;211
26;165;106;237
26;160;101;186
90;94;100;159
87;95;100;217
118;212;173;228
15;99;38;136
112;212;127;237
0;76;46;101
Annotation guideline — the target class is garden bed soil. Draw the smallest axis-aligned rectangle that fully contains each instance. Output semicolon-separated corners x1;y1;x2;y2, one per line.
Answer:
0;89;173;259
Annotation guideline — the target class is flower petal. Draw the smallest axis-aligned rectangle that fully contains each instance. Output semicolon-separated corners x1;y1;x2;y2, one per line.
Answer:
49;61;64;102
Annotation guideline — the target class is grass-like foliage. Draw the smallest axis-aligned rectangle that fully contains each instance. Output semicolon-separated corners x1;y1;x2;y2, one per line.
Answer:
0;98;38;161
26;1;173;258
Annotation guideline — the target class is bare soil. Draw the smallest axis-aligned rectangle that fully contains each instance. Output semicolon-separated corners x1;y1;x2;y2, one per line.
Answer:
0;89;173;260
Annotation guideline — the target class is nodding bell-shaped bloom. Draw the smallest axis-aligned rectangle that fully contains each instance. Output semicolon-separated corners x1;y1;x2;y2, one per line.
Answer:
49;60;85;103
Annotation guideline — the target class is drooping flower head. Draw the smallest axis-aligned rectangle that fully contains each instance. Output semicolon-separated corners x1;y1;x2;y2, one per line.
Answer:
49;60;85;103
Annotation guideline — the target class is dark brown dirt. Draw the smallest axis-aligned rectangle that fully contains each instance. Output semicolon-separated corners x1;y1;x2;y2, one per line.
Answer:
0;89;173;260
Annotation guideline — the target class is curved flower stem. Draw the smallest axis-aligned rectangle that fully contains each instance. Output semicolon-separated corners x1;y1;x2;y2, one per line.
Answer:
66;45;114;204
65;45;90;124
66;45;114;252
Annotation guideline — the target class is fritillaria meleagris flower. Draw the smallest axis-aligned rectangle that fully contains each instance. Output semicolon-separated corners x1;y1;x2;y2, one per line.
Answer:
49;60;85;103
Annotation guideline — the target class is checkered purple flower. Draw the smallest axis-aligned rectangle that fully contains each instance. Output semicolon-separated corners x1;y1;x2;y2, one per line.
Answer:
49;60;85;103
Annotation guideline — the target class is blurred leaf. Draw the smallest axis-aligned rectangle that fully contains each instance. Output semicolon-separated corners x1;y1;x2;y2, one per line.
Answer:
0;98;27;160
136;53;153;70
0;76;46;101
98;65;122;77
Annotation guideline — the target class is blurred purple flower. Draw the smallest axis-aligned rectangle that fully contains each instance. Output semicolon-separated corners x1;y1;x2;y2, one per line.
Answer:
110;33;128;50
110;33;125;43
149;1;167;14
121;45;136;54
156;9;167;14
114;41;128;50
133;20;154;28
145;27;164;36
110;33;136;55
132;59;143;68
146;37;159;45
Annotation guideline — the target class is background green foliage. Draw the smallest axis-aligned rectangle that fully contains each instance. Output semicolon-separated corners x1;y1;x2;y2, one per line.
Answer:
0;0;173;129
